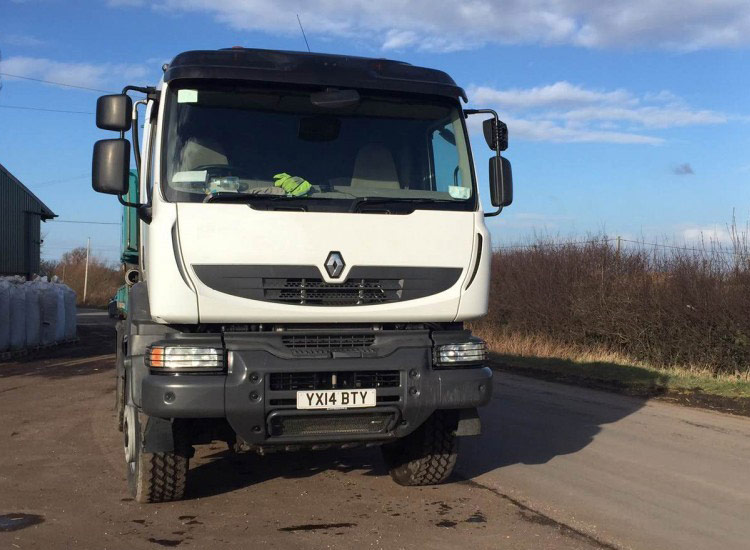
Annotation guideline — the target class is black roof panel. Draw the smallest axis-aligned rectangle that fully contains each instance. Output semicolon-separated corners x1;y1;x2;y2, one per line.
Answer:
164;48;466;102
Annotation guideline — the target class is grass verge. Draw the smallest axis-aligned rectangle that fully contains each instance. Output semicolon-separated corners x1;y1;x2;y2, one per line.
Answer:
476;329;750;416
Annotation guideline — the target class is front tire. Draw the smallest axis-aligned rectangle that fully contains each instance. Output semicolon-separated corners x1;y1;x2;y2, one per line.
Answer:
381;410;459;486
123;405;189;503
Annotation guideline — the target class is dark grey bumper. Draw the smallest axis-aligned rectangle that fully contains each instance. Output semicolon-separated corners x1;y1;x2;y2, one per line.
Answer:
140;329;492;444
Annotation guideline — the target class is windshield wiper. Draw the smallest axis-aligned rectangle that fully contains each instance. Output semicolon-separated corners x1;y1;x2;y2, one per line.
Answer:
203;192;291;203
348;197;460;213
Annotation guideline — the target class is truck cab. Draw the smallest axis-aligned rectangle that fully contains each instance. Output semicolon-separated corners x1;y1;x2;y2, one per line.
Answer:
93;48;513;503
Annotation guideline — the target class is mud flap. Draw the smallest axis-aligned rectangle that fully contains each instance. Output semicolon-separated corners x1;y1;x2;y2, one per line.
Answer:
454;408;481;436
142;416;174;453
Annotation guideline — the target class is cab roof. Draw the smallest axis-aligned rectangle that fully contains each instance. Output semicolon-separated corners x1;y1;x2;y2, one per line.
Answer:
164;48;467;102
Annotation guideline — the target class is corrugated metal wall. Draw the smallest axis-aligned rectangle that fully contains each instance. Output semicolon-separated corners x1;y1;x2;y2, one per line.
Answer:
0;164;55;278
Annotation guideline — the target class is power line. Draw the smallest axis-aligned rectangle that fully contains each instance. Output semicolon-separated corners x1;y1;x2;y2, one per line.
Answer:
0;104;93;114
0;72;113;93
297;14;311;52
49;220;119;225
30;173;89;188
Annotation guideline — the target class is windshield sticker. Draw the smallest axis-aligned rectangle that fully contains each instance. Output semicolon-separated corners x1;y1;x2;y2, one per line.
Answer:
172;170;207;183
448;186;470;199
177;89;198;103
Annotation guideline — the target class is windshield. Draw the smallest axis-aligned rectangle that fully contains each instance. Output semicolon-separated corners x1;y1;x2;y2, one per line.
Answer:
162;84;475;211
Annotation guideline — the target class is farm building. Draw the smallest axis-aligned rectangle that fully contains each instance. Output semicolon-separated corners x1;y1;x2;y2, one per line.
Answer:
0;162;56;278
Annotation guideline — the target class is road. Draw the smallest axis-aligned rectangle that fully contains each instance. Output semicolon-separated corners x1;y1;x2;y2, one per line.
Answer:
1;311;749;549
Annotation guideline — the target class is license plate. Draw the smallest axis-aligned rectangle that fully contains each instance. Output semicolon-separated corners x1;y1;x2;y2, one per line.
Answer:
296;389;376;410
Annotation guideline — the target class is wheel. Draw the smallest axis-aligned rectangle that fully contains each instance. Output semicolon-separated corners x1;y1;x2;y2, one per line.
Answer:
381;410;459;486
123;405;189;503
114;323;125;432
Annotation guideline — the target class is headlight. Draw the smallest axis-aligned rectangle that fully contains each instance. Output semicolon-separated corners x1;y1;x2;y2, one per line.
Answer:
146;345;225;373
434;339;487;366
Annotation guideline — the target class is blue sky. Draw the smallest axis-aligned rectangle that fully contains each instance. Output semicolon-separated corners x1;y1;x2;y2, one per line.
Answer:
1;0;749;262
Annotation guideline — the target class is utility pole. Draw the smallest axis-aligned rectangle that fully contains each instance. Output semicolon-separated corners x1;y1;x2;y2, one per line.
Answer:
83;237;90;304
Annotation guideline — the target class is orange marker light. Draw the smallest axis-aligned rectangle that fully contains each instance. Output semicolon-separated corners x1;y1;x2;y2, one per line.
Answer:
149;346;165;368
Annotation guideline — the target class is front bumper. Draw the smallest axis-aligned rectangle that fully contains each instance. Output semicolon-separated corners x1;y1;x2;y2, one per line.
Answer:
140;329;492;444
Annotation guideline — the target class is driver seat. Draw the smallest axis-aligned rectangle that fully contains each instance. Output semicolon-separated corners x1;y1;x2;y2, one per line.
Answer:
350;144;400;190
179;138;228;170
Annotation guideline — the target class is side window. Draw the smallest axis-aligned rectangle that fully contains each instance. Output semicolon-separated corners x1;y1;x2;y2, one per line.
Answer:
430;122;461;193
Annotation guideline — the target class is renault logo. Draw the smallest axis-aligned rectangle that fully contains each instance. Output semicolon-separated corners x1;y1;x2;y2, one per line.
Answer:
325;251;345;278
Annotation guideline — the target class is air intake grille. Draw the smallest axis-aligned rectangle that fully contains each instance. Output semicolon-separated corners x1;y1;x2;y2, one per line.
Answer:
281;334;375;350
269;371;400;391
263;278;403;305
268;412;394;437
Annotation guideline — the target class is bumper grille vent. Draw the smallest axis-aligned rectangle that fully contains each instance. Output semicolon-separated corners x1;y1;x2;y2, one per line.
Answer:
281;334;375;350
263;278;403;306
268;412;394;437
269;370;400;391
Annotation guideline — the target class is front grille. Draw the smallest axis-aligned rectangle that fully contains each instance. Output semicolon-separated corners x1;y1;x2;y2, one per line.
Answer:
281;334;375;350
268;412;394;437
269;370;400;391
263;278;403;305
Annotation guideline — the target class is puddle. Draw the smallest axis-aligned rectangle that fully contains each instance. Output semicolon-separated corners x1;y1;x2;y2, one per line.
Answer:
279;522;356;532
0;513;45;532
148;537;182;547
466;511;487;523
435;519;457;528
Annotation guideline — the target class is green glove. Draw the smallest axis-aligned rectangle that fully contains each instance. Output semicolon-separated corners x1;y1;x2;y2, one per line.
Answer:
273;172;312;196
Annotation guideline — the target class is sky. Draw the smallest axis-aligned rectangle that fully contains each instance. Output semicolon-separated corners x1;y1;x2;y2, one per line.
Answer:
1;0;750;263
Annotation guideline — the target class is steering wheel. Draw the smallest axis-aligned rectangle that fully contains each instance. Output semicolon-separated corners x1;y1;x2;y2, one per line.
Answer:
192;164;248;178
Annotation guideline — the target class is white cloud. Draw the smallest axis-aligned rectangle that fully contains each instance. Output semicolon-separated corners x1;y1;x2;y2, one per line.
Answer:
0;56;148;90
466;81;729;144
682;226;733;244
2;33;45;47
109;0;750;52
471;82;636;109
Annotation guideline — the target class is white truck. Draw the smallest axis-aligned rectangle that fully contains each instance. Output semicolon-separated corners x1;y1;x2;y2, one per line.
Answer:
92;48;513;503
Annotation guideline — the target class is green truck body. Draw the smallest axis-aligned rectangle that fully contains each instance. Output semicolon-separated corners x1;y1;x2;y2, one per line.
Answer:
111;170;139;318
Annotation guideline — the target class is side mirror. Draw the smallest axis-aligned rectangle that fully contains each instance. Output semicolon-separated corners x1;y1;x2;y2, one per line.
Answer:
483;118;508;152
489;156;513;207
92;139;130;195
96;94;132;131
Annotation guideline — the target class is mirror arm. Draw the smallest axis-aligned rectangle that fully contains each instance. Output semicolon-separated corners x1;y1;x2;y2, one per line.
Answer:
137;204;152;224
118;194;140;209
117;86;156;217
131;99;147;176
464;108;504;217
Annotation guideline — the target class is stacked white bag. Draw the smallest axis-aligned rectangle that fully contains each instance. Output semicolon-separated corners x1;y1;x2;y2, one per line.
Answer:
8;277;27;350
24;280;41;348
58;280;77;341
0;276;77;353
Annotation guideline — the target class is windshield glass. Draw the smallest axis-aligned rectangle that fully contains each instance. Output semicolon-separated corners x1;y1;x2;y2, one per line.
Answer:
162;84;475;211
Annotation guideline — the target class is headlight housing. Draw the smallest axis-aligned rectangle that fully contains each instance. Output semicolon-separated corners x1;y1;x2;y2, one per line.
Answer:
434;339;487;366
146;345;225;373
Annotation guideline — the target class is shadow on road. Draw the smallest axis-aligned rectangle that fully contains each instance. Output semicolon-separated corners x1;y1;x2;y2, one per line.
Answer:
186;446;387;500
184;367;648;499
458;369;648;478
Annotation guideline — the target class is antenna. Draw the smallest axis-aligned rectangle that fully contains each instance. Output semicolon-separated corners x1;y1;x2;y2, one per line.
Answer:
297;14;311;52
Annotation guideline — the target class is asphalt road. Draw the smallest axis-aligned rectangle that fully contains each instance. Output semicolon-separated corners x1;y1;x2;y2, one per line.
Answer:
1;311;749;549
